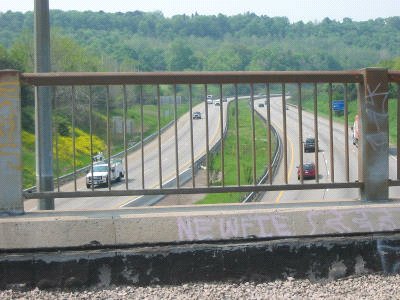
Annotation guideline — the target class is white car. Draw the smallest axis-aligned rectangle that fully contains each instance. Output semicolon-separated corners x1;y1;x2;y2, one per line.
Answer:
86;159;125;188
207;98;213;104
214;99;220;106
192;111;202;119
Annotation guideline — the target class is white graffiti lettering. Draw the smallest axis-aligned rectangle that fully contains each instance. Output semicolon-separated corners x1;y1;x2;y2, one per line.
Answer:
177;208;400;242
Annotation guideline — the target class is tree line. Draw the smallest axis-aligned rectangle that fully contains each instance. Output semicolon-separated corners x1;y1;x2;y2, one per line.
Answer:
1;10;400;73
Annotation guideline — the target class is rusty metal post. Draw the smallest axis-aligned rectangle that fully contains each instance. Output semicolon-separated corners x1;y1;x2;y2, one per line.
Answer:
0;70;24;215
358;68;389;201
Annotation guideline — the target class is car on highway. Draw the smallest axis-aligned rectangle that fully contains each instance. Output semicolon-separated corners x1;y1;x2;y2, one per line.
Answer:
86;159;125;188
206;98;213;104
258;103;265;107
297;162;316;180
222;97;227;102
214;99;220;106
304;137;315;153
192;111;201;119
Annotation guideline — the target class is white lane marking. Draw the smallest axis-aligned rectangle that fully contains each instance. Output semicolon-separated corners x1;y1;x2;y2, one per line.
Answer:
321;151;330;200
324;157;330;177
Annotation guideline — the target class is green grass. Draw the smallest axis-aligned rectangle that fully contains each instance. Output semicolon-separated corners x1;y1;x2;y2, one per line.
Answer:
197;100;275;204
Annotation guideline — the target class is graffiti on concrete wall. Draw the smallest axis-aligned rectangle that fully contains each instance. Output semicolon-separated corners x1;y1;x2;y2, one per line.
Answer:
377;239;400;274
364;83;389;151
307;208;399;235
177;214;293;241
177;207;400;241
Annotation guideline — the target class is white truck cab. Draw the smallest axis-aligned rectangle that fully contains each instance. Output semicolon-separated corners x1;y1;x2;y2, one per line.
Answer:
86;159;125;188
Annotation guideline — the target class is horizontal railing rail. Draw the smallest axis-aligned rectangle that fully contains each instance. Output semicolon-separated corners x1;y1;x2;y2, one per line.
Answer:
20;71;365;86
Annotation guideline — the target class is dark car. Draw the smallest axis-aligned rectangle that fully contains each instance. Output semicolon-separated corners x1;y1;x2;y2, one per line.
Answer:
297;162;316;180
304;137;315;153
192;111;201;119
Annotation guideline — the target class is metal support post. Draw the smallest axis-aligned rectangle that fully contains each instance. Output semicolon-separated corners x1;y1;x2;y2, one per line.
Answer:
34;0;54;209
0;70;24;215
358;68;389;201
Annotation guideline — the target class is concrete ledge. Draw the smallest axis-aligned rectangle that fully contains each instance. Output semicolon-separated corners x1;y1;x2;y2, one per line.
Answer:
1;232;400;289
2;201;400;250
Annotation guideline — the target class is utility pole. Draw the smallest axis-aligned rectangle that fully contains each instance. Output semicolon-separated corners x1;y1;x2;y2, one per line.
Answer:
34;0;54;209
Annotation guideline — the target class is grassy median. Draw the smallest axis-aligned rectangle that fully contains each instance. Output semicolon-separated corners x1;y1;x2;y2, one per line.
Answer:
197;100;275;204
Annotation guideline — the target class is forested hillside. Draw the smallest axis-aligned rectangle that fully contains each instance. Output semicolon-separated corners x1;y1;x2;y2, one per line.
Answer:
1;10;400;72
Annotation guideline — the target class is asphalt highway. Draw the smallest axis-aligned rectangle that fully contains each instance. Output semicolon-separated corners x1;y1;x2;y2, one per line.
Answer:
24;99;229;211
255;96;399;205
24;95;399;210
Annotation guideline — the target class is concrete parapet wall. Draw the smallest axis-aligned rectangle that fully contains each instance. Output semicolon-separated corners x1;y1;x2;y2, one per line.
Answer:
2;201;400;288
2;201;400;250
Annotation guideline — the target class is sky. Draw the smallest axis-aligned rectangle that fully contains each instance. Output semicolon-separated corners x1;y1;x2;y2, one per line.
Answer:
1;0;399;23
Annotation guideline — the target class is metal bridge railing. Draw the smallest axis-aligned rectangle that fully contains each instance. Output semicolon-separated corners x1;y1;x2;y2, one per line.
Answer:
0;68;399;213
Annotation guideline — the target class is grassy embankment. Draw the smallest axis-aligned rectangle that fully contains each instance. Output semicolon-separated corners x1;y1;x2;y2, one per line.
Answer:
197;100;275;204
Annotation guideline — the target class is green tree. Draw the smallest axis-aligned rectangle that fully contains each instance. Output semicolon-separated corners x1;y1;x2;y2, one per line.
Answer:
166;39;197;71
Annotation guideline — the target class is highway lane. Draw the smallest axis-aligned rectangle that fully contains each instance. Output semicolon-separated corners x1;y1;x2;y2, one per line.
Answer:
255;96;360;204
24;99;230;211
255;96;400;204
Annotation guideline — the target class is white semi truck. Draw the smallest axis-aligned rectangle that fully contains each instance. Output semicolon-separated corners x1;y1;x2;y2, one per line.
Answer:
86;159;125;188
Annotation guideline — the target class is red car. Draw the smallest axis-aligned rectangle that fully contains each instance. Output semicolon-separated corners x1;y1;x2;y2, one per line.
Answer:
297;162;316;180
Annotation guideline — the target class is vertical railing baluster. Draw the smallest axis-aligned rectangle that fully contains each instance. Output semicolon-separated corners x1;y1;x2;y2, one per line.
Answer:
297;83;304;183
189;84;195;187
328;83;334;183
397;83;400;180
250;84;257;185
53;86;60;192
235;84;240;186
89;86;94;191
174;84;180;188
282;84;288;184
219;84;225;187
313;83;319;183
123;85;129;190
344;83;350;182
157;85;162;189
140;86;145;189
266;83;272;185
106;86;111;190
205;84;210;187
71;86;77;191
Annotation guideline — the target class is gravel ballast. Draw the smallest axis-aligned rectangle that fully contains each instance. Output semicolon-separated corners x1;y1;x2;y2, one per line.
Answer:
2;273;400;299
